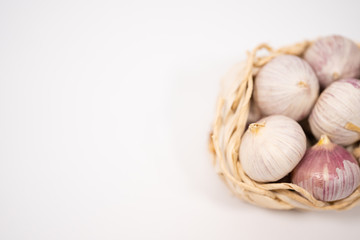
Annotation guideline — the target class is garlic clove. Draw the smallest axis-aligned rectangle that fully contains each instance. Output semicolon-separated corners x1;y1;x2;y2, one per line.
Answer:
240;115;306;182
304;35;360;88
309;78;360;146
254;55;319;121
292;135;360;202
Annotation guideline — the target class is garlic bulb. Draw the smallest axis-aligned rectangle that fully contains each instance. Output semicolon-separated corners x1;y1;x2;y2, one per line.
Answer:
309;78;360;145
254;55;319;121
292;135;360;202
304;35;360;88
239;115;306;182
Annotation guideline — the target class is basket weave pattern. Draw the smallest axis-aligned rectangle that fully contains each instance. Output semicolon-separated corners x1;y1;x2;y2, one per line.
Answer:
209;40;360;210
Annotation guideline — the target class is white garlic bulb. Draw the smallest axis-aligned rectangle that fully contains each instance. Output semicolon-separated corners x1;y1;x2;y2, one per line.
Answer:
239;115;306;182
254;55;319;121
309;78;360;145
292;135;360;202
304;35;360;88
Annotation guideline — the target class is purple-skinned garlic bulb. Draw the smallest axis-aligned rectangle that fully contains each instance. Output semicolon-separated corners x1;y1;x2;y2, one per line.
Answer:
292;135;360;202
254;55;319;121
309;78;360;146
304;35;360;88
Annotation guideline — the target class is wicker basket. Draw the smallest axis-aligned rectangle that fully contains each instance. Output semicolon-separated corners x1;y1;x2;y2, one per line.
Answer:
209;40;360;211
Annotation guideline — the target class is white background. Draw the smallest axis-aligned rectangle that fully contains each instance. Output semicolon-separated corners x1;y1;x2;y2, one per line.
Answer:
1;0;360;239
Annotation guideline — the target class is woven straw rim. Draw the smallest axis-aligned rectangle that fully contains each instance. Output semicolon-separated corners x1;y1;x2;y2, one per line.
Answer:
209;39;360;211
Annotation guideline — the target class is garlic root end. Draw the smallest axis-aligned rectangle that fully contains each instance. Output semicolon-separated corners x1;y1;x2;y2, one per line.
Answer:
249;122;265;134
332;72;340;80
317;135;331;146
297;81;308;88
345;122;360;134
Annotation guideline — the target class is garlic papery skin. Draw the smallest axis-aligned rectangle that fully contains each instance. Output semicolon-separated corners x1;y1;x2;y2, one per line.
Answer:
292;135;360;202
254;55;319;121
239;115;306;182
309;78;360;146
304;35;360;88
